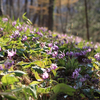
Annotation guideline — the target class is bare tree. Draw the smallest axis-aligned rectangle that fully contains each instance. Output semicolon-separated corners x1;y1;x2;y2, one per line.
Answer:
48;0;55;31
9;0;13;18
0;0;3;16
25;0;28;16
84;0;89;40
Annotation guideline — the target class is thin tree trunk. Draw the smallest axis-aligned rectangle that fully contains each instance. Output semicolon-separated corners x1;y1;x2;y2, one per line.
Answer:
17;0;20;18
33;13;38;25
9;0;13;18
25;0;28;16
84;0;89;40
59;0;64;33
0;0;3;16
48;0;55;31
6;0;9;15
31;0;33;5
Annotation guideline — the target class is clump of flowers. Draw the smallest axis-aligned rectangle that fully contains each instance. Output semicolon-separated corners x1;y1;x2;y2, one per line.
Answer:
42;72;49;80
0;65;3;70
7;49;16;59
0;46;1;51
4;59;14;69
94;53;100;61
2;18;8;22
72;68;81;79
10;30;20;39
12;21;16;26
0;28;3;31
22;36;27;41
50;63;58;70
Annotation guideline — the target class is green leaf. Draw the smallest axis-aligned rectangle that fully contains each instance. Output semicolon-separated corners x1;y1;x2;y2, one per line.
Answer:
52;83;76;96
29;85;37;99
37;86;51;94
30;81;40;85
31;66;44;74
0;51;4;57
32;60;45;68
51;70;57;77
16;61;29;66
13;70;26;76
4;95;17;100
34;71;43;81
1;74;19;85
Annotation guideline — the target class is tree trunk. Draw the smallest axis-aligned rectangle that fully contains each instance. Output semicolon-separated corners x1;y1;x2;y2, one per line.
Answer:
17;0;20;18
30;0;33;5
48;0;55;31
84;0;89;40
0;0;3;16
25;0;28;16
9;0;13;18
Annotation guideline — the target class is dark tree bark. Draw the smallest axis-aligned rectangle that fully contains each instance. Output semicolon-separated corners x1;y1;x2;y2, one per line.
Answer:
84;0;89;40
17;0;20;18
9;0;13;18
6;0;9;15
30;0;33;5
0;0;3;16
33;13;38;25
48;0;55;31
25;0;28;16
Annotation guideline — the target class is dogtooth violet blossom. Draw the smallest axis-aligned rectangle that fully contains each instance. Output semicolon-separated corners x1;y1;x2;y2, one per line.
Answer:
12;21;16;26
7;49;16;59
0;65;3;70
50;63;58;70
22;36;27;41
4;59;14;69
2;18;8;22
72;68;81;79
0;46;1;51
52;51;58;58
0;28;3;31
42;72;49;80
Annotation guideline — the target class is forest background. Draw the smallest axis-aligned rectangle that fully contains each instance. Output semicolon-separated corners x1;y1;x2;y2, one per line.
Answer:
0;0;100;42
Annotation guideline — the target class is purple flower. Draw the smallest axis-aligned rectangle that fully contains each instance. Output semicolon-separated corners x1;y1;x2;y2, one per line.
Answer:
84;74;90;79
91;78;99;84
4;59;14;69
80;77;86;82
24;27;27;32
66;51;74;57
2;18;8;22
94;53;100;61
48;43;53;47
0;46;1;51
72;70;79;79
0;65;3;70
50;63;57;70
0;28;3;31
52;51;58;58
22;36;27;41
42;72;49;80
58;51;65;59
82;58;92;63
19;27;23;32
36;32;43;37
45;49;52;55
12;21;16;26
52;44;59;51
46;68;51;72
40;42;46;48
75;68;81;73
7;49;16;59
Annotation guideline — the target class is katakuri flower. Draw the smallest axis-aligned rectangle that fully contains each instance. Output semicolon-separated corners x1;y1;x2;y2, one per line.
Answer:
42;72;49;80
50;63;57;70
